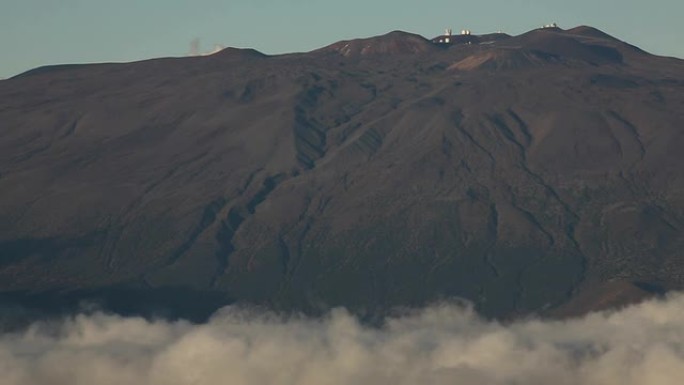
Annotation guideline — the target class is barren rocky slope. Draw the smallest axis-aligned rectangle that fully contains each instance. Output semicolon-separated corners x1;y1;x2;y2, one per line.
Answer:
1;26;683;320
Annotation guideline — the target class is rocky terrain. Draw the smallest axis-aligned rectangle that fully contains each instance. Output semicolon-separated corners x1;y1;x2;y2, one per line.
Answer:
1;26;683;321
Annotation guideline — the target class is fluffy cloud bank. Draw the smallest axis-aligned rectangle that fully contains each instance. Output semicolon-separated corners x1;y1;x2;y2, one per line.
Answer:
2;294;684;385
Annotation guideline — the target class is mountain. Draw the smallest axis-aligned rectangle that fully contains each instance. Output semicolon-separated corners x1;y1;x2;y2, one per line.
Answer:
1;26;683;321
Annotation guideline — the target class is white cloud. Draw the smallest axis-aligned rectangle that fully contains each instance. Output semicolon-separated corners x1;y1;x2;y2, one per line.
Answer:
2;294;684;385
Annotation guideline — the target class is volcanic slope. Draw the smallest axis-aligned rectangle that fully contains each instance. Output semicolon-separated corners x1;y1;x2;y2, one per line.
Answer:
1;26;684;320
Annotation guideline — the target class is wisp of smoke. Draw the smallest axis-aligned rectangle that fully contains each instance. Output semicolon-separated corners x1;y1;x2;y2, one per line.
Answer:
189;38;201;56
2;294;684;385
188;38;225;57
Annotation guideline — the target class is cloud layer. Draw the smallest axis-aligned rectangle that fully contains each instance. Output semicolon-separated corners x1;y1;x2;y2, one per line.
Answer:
2;294;684;385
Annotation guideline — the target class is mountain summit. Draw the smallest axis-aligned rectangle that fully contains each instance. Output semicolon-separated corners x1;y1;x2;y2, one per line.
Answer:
1;26;683;321
317;30;437;57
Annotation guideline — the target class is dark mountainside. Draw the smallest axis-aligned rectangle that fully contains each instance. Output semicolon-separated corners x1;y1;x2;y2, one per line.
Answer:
1;26;683;322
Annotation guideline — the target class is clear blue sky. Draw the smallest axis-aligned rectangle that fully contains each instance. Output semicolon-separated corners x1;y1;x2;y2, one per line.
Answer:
1;0;682;78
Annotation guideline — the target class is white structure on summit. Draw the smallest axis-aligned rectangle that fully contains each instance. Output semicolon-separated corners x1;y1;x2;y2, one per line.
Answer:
432;28;474;44
542;22;558;29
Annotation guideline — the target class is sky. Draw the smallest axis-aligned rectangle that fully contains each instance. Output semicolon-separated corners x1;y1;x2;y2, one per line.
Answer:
1;0;683;78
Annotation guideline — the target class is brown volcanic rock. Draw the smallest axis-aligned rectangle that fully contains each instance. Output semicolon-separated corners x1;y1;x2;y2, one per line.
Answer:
500;29;624;65
317;30;437;57
448;49;557;71
1;26;684;319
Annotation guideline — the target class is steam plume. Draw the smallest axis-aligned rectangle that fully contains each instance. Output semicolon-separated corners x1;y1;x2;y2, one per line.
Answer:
188;38;225;56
